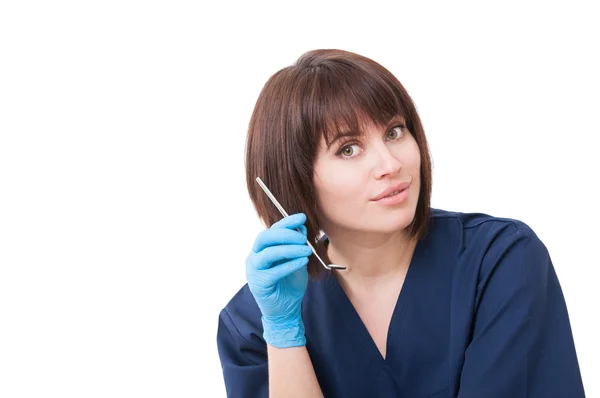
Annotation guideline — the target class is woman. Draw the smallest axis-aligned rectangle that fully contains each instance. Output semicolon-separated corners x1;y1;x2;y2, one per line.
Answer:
216;49;585;397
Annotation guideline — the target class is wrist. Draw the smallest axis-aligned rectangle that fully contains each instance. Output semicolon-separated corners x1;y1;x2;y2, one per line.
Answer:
262;316;306;348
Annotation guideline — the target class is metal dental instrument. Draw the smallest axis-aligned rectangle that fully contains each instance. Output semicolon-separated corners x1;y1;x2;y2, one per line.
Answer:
256;177;346;271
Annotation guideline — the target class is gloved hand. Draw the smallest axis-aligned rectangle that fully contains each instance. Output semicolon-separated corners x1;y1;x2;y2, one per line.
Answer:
245;213;313;348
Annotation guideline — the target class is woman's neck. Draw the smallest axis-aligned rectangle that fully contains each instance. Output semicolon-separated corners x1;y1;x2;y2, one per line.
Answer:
325;230;418;290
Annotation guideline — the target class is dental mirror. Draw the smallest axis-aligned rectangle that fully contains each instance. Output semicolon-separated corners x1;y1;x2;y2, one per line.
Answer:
255;177;346;271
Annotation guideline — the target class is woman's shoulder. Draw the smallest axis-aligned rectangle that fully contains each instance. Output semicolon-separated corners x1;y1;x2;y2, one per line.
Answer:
218;284;265;347
430;208;551;291
432;207;531;229
430;207;540;243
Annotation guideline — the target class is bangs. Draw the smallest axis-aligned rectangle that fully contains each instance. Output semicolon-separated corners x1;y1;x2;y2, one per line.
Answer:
300;62;408;148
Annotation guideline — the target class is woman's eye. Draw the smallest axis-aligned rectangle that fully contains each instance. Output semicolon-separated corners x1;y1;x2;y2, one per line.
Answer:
388;125;405;139
338;144;360;158
336;125;405;159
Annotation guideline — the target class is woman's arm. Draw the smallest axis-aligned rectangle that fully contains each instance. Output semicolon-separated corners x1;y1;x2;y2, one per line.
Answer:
217;306;324;398
457;228;585;397
267;345;323;398
217;307;269;397
221;213;324;397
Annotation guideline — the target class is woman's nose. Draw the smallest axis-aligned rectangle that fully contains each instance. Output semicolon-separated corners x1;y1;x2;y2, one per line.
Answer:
373;145;402;178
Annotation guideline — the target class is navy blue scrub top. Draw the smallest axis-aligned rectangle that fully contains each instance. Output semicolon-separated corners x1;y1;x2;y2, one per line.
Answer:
217;209;585;397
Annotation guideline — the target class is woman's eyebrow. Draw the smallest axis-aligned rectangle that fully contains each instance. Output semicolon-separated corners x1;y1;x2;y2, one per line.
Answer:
387;116;406;127
326;131;361;150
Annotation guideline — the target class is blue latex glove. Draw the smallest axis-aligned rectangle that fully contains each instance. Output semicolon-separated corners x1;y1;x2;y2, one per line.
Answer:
245;213;313;348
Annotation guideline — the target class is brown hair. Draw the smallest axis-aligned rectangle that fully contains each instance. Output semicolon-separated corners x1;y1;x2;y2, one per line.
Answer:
245;49;433;278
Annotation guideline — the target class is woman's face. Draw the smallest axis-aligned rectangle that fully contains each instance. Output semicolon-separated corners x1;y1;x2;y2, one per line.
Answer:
312;116;421;236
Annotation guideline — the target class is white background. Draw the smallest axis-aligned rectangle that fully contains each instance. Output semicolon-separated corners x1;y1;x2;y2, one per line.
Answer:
1;1;598;397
